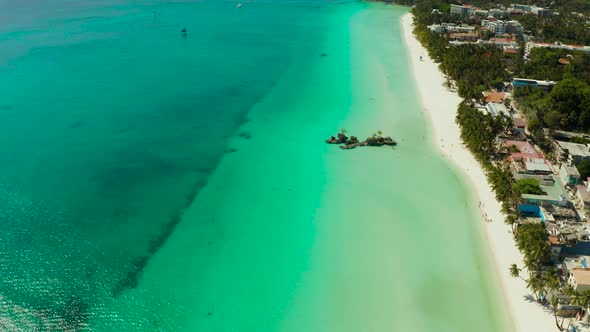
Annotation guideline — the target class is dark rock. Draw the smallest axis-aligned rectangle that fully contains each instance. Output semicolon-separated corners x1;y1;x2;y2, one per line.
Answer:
224;148;238;154
238;132;252;139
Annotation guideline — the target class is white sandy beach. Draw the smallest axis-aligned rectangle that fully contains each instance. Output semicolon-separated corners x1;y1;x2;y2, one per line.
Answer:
401;12;559;332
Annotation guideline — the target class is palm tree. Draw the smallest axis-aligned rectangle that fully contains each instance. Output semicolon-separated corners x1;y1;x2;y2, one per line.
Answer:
524;256;538;274
376;130;383;138
551;295;566;331
509;264;526;281
341;129;347;135
578;289;590;309
576;289;590;322
543;267;561;292
505;214;518;234
527;274;546;302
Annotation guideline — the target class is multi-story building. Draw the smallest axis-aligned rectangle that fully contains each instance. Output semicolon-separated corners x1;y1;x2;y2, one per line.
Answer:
450;4;475;17
510;4;531;12
563;256;590;292
488;8;507;18
531;6;552;16
555;140;590;166
525;42;590;59
510;4;553;16
427;23;476;34
474;9;489;17
487;20;524;37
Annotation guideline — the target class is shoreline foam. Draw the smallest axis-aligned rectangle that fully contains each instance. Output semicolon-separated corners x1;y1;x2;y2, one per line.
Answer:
401;12;556;332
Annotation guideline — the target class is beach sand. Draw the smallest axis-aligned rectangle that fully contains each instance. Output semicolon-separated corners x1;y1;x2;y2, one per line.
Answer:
401;12;558;332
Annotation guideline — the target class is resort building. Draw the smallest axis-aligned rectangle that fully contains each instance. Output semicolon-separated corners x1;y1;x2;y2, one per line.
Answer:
485;102;510;117
474;9;489;17
520;204;578;223
512;117;526;133
488;37;518;47
511;156;552;175
450;4;475;17
482;19;523;37
560;163;581;186
427;24;444;33
488;8;507;18
515;173;570;206
493;20;523;37
510;4;553;16
544;206;579;222
569;268;590;292
508;8;526;15
551;130;590;142
525;42;590;59
576;179;590;207
502;140;538;154
483;91;506;103
427;23;476;34
548;220;589;239
555;140;590;166
512;78;557;90
563;256;590;291
510;4;531;12
504;47;519;54
531;6;552;16
449;33;478;42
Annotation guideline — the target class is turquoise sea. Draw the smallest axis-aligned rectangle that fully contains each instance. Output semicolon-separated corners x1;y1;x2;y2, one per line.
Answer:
0;0;511;331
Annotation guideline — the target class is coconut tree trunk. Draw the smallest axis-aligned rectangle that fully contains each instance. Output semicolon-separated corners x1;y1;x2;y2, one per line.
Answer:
554;309;564;331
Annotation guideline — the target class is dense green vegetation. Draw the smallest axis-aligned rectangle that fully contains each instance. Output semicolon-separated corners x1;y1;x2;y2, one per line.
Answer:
551;0;590;16
514;46;590;132
523;48;590;84
453;102;520;212
571;136;590;144
548;78;590;129
413;4;509;99
516;14;590;45
514;222;550;272
577;159;590;179
456;102;506;160
487;163;520;213
513;178;543;195
514;78;590;132
446;0;589;13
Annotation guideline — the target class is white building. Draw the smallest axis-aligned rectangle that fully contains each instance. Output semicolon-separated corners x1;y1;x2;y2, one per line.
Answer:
576;179;590;207
525;41;590;59
510;4;531;12
427;24;445;33
474;9;489;17
485;20;524;37
555;140;590;166
427;23;476;34
564;256;590;291
485;102;510;117
488;8;507;18
510;4;553;16
531;6;552;16
450;4;475;17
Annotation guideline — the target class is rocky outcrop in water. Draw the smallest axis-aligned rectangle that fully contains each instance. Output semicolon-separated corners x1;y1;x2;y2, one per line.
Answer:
326;130;397;150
